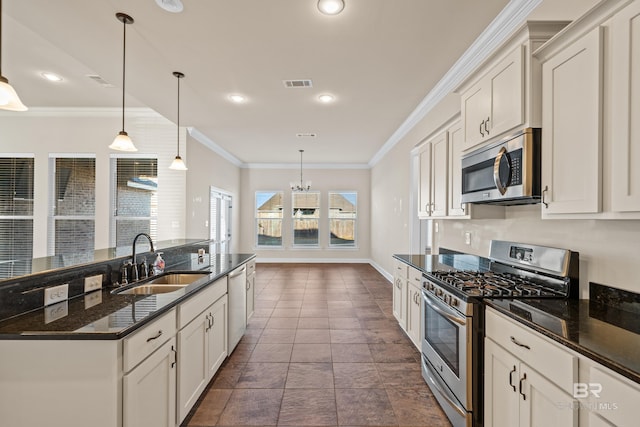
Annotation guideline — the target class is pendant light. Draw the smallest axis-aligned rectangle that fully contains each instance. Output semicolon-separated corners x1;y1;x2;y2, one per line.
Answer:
169;71;187;170
0;0;27;111
109;13;137;152
317;0;345;15
290;149;311;191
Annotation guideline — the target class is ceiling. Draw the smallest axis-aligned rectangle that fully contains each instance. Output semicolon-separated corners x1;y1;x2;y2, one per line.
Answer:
3;0;511;165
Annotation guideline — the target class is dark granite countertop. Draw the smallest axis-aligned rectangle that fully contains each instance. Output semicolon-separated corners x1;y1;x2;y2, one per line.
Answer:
0;253;255;340
394;254;640;384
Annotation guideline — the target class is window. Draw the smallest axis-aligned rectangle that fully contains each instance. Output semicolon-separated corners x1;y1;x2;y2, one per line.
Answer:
256;191;283;247
329;191;357;247
210;188;232;254
48;156;96;259
0;156;34;276
292;191;320;246
111;157;158;252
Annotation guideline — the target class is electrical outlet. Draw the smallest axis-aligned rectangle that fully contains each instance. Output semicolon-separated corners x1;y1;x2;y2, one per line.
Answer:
84;274;103;293
464;232;472;245
434;222;439;233
44;284;68;307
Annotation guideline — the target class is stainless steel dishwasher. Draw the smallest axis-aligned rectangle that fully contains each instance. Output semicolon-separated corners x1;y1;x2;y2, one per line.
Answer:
227;264;247;352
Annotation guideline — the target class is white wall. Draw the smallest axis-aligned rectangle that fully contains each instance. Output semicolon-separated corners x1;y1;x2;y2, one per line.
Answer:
0;108;186;256
239;167;371;261
185;135;241;253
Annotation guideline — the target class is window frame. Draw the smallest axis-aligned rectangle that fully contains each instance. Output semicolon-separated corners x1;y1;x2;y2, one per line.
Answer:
328;191;358;249
291;190;321;248
255;190;284;249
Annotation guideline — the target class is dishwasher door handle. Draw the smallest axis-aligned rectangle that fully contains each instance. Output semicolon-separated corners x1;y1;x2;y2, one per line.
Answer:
228;266;246;278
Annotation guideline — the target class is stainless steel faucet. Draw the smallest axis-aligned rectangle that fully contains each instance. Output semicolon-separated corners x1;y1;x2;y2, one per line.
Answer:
131;233;155;282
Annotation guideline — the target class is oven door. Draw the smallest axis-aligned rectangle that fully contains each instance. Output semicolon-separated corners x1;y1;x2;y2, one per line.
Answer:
421;288;471;410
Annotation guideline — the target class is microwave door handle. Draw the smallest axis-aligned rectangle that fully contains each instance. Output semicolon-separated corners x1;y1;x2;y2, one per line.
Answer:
493;147;508;195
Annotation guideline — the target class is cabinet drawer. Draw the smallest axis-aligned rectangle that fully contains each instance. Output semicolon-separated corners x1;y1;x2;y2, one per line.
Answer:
589;366;640;426
178;277;227;329
246;259;256;274
408;267;422;288
394;260;409;279
485;308;577;393
123;308;176;373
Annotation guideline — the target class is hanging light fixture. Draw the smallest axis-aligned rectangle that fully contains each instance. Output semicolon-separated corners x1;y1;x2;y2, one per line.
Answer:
109;13;137;152
290;149;312;192
0;0;27;111
317;0;345;15
169;71;187;171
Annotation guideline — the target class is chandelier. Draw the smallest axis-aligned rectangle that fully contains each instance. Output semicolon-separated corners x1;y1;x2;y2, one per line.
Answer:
290;149;312;192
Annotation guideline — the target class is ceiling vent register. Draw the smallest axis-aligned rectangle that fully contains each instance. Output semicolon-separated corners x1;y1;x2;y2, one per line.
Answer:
283;79;313;88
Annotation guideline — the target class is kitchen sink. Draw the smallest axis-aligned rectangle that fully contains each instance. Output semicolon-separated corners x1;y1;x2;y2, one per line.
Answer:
115;272;210;295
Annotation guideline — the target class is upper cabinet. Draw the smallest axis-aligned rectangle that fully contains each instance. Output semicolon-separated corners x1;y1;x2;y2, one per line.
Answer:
535;0;640;219
456;22;569;152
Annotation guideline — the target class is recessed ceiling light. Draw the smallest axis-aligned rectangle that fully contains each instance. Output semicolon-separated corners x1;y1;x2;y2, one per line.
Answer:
155;0;184;13
229;94;246;103
318;94;335;103
41;72;63;82
317;0;345;15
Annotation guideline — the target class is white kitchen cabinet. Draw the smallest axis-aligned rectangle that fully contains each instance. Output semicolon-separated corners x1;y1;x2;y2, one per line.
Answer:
611;0;640;212
123;337;177;427
417;130;448;218
228;264;247;352
457;22;567;152
177;279;228;424
446;121;467;217
392;259;408;329
485;308;579;427
539;27;603;215
246;259;256;322
406;280;422;350
460;46;524;150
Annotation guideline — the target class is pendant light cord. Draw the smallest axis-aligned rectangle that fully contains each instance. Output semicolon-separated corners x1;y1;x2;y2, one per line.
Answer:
0;0;4;77
121;16;126;132
300;150;304;188
177;74;180;156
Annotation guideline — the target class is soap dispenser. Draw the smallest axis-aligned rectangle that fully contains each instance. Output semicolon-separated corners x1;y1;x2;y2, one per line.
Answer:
153;252;165;275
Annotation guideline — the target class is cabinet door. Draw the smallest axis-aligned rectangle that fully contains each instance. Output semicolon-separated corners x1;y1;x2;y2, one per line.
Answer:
489;46;525;138
520;366;578;427
246;272;255;322
406;284;422;349
392;275;407;329
430;132;449;217
611;1;640;212
541;27;603;214
418;143;432;217
447;121;467;216
461;81;491;150
177;312;208;423
123;337;177;427
484;339;520;427
208;295;228;380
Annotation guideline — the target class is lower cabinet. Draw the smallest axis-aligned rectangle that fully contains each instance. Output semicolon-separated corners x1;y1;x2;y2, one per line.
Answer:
123;337;177;427
406;282;422;349
484;307;579;427
392;259;422;350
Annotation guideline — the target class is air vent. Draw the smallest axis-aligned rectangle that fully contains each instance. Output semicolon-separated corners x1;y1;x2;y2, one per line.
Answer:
86;74;115;88
296;133;317;138
283;79;313;88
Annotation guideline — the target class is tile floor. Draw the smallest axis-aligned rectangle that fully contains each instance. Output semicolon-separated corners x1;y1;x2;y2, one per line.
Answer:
184;263;451;427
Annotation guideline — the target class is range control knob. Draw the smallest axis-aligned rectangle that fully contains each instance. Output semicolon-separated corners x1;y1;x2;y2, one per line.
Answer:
451;298;459;307
436;289;443;297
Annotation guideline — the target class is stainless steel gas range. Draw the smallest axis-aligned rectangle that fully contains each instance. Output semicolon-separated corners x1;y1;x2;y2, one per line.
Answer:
420;240;579;427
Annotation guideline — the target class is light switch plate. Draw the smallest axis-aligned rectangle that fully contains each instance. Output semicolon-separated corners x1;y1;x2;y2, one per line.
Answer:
84;274;103;293
464;232;472;245
44;284;69;306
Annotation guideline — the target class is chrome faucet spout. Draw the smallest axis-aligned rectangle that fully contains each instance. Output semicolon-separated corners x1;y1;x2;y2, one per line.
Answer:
131;233;155;282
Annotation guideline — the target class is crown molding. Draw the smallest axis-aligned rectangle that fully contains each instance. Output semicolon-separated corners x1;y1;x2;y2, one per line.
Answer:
368;0;542;168
187;127;244;167
244;162;370;170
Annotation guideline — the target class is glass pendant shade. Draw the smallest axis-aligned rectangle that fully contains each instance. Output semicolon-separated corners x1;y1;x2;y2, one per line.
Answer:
169;155;188;170
317;0;345;15
0;77;27;111
109;131;137;151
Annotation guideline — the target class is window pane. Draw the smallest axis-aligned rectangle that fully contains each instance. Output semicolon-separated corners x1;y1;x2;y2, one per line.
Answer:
54;158;95;216
256;191;283;247
54;219;96;257
0;157;34;216
0;219;33;261
292;192;320;246
329;192;357;247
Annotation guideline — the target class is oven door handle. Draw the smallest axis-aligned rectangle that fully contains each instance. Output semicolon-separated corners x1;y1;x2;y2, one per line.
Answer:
423;291;466;326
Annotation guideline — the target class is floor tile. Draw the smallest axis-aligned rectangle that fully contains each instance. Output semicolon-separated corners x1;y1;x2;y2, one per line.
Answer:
369;343;420;363
266;317;298;329
210;361;246;389
330;329;367;344
331;343;373;363
386;388;451;426
186;389;232;426
271;308;301;318
297;317;330;329
294;328;331;343
217;389;283;426
335;388;398;426
258;328;297;344
278;389;337;426
285;363;334;389
235;362;289;389
376;362;429;389
329;317;361;330
291;343;332;363
248;343;293;363
300;308;329;317
333;363;382;388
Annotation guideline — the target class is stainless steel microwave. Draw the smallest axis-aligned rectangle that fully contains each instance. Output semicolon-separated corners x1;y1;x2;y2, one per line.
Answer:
460;128;541;205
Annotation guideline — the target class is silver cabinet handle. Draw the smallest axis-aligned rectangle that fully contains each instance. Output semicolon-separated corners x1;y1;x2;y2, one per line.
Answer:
146;330;163;342
509;366;517;392
171;345;177;368
542;185;549;208
485;117;490;135
510;336;531;350
519;373;527;401
205;314;212;332
480;120;485;137
246;279;251;291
